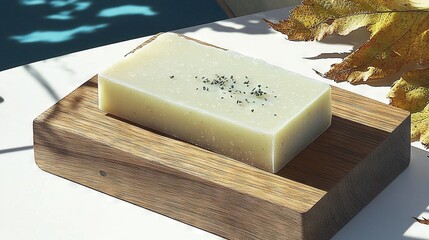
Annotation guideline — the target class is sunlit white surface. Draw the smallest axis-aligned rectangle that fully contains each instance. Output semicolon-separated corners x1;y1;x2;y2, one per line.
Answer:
1;7;428;240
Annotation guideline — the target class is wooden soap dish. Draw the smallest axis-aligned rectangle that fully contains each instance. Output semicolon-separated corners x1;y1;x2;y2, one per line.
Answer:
33;35;410;239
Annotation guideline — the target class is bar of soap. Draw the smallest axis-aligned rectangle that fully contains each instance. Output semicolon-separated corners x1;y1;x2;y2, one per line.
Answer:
98;33;331;173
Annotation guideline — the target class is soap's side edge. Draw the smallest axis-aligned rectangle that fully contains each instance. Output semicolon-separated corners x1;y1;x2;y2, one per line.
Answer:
273;86;332;172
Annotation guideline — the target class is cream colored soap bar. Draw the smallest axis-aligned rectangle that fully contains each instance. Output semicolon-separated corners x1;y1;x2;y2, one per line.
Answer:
98;33;331;173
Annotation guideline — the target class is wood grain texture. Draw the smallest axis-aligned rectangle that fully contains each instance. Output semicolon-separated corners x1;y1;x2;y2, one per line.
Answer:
33;36;410;239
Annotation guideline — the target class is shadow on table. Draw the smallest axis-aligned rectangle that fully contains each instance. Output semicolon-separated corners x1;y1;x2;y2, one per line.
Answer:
332;147;429;240
177;7;292;36
0;145;34;155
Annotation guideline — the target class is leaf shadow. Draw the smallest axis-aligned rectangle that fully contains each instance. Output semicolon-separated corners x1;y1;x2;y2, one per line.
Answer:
177;14;275;36
305;51;351;60
321;27;370;47
304;27;370;61
364;63;429;87
303;27;427;87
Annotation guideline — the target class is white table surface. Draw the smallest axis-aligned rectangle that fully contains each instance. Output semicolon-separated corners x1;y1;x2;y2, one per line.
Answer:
1;7;429;240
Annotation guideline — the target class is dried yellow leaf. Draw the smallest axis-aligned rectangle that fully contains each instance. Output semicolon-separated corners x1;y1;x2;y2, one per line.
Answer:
265;0;429;83
388;69;429;112
411;107;429;146
388;69;429;146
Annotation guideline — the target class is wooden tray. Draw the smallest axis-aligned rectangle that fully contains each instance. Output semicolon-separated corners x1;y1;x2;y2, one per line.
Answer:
33;43;410;240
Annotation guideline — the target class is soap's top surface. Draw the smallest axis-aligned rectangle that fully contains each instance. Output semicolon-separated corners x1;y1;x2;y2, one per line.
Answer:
100;33;330;134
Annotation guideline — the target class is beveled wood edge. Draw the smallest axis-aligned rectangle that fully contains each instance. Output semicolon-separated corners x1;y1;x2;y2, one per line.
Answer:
302;114;411;239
